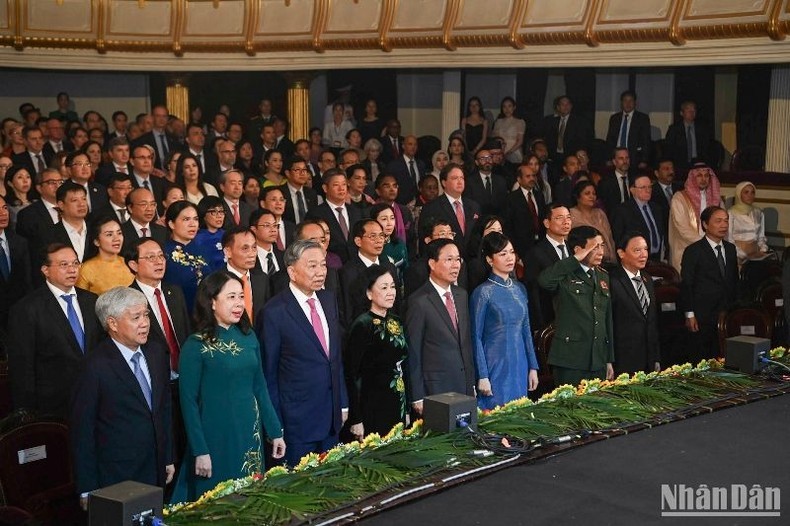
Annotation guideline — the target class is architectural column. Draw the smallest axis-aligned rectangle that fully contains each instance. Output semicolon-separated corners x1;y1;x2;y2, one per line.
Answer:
441;70;462;147
765;65;790;173
284;72;314;143
165;75;190;123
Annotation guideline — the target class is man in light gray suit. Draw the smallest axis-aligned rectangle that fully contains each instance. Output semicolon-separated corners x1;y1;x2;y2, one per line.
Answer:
405;238;475;415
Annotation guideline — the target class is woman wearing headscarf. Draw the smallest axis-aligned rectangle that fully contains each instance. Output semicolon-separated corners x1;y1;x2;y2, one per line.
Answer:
727;181;773;266
668;162;723;272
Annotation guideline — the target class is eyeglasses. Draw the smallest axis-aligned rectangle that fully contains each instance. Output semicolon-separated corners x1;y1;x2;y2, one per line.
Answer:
476;156;493;162
220;149;236;154
49;260;81;270
40;179;64;186
70;162;91;168
307;236;328;243
256;222;281;229
206;209;226;216
434;231;456;238
361;233;387;240
111;185;133;192
0;164;13;170
634;184;654;190
132;201;158;208
138;254;166;262
289;168;308;174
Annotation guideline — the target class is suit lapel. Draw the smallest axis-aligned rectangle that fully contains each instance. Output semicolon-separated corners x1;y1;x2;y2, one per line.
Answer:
107;343;151;411
142;344;163;413
284;290;328;359
44;291;84;356
426;288;458;339
617;269;645;316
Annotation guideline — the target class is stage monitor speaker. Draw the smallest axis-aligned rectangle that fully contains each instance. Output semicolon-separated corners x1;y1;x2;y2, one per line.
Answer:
725;335;770;374
423;392;477;434
89;480;162;526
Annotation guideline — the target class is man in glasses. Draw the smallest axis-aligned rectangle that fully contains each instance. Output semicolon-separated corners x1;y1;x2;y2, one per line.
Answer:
17;168;64;274
464;147;508;216
7;243;101;418
121;188;168;254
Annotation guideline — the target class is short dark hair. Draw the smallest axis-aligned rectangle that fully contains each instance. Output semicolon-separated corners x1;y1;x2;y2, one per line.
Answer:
567;225;601;253
612;146;629;160
112;110;127;121
249;207;275;227
108;136;129;150
439;162;464;182
345;163;368;180
480;231;511;259
420;217;451;240
425;238;456;261
22;125;41;139
654;158;674;169
352;218;381;239
295;219;325;240
193;271;251;341
221;225;255;248
620;90;637;101
544;202;570;221
370;202;394;222
196;195;224;227
88;216;122;245
321;167;345;186
284;155;307;172
375;173;397;189
165;200;198;225
56;180;87;202
107;172;132;188
700;205;725;230
572;180;596;204
364;264;395;294
258;184;284;203
42;242;77;266
617;231;647;252
123;237;162;269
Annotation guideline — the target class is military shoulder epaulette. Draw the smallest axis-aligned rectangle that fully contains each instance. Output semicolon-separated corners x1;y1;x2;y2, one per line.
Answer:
596;266;608;274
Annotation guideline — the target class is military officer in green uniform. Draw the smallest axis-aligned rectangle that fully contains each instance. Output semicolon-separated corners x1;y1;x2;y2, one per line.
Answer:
538;225;615;386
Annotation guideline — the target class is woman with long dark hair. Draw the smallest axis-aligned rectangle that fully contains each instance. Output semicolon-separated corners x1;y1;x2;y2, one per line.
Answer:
172;271;285;502
461;96;488;155
175;152;218;205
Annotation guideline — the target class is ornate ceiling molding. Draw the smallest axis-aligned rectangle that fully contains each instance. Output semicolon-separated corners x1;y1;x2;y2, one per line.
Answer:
0;0;788;70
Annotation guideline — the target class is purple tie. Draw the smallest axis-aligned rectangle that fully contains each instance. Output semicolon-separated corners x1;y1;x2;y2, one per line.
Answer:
444;291;458;332
307;297;329;357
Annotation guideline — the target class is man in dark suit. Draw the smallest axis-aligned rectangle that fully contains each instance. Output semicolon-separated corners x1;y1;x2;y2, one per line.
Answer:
282;155;319;225
16;168;62;275
610;174;667;261
258;240;348;467
464;147;508;216
404;219;469;297
11;126;51;176
597;147;631;218
339;219;399;328
204;138;237;188
680;206;738;361
130;144;168;207
42;117;71;158
610;233;661;375
0;196;32;338
650;159;682;234
379;119;404;166
65;150;110;218
122;188;168;254
306;169;361;263
106;173;134;224
274;118;295;159
538;225;615;387
540;95;592;163
95;136;133;187
71;287;173;504
504;161;546;260
417;163;480;257
294;140;322;194
223;227;270;321
664;101;714;171
386;135;426;205
522;203;573;330
132;105;179;173
405;239;475;416
7;243;102;418
605;90;652;169
251;208;289;295
219;169;254;229
295;220;340;294
46;182;97;264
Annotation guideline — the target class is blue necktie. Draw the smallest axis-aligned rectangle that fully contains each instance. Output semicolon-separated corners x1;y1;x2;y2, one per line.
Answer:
642;204;660;254
61;294;85;353
619;114;629;147
131;352;152;410
0;239;10;279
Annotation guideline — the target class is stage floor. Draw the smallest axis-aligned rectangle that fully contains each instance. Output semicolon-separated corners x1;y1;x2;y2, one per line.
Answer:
361;394;789;526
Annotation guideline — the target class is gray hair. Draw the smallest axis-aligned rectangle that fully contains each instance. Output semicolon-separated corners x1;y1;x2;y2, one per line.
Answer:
284;239;323;268
217;168;242;186
95;287;148;331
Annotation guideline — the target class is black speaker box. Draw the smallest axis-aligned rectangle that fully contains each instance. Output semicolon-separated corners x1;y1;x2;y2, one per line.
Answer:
89;480;163;526
423;392;478;434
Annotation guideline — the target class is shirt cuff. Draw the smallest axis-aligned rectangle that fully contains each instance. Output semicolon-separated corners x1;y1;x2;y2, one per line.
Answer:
341;408;349;413
412;399;423;405
685;311;695;318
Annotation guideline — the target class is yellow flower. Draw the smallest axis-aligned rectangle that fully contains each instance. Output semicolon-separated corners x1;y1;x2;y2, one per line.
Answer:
395;377;405;393
386;319;401;335
372;318;381;325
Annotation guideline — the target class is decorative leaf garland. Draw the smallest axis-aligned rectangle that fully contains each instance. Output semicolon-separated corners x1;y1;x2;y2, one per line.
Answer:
165;350;789;525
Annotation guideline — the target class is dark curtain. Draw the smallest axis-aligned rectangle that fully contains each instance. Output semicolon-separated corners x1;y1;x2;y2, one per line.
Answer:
735;64;770;168
516;69;548;141
327;70;398;126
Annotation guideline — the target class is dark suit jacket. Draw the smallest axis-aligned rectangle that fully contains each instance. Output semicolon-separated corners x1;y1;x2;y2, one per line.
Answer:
609;266;660;374
679;238;737;326
386;156;427;206
221;199;255;229
664;121;714;170
503;187;546;259
121;221;168;255
276;137;295;159
47;221;98;263
253;248;289;298
42;141;72;160
129;280;191;352
95;162;133;187
282;185;318;224
0;231;32;328
11;150;53;175
522;237;562;330
306;203;361;263
610;199;667;258
380;135;404;166
132;131;180;171
597;171;631;217
130;173;168;209
248;269;271;319
15;200;58;277
417;195;480;257
463;170;508;216
405;282;475;401
71;338;172;493
79;181;111;218
605;111;652;166
258;288;348;444
6;286;101;417
540;113;592;161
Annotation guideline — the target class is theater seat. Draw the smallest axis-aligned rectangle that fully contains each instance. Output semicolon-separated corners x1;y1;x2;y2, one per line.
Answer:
0;421;80;524
645;261;680;286
0;362;10;420
717;307;773;356
534;325;555;395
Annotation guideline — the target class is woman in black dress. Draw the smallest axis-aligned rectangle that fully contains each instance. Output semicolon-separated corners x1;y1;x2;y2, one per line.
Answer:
345;265;408;440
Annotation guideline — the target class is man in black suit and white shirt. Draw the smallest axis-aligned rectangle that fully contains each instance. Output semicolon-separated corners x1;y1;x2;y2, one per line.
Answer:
504;160;546;260
540;95;592;163
121;188;168;254
680;206;738;361
95;136;133;187
598;147;632;218
66;150;110;218
610;233;661;374
250;208;288;294
605;90;652;170
417;163;480;257
219;169;254;229
43;117;71;158
12;126;52;176
0;195;32;335
406;239;475;416
46;182;97;264
294;140;321;192
129;144;167;208
223;227;270;322
386;135;426;205
306;169;361;263
132;105;178;173
611;174;667;262
464;147;508;216
71;287;174;506
16;168;62;273
380;119;404;166
522;203;573;330
664;100;715;171
203;138;236;188
106;173;134;224
282;155;318;225
7;243;102;418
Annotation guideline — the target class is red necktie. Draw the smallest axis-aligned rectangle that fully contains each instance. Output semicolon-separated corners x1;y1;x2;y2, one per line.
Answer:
154;288;180;372
232;203;241;225
453;200;466;235
140;227;148;238
444;291;458;332
276;230;285;251
527;191;539;232
307;298;329;357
